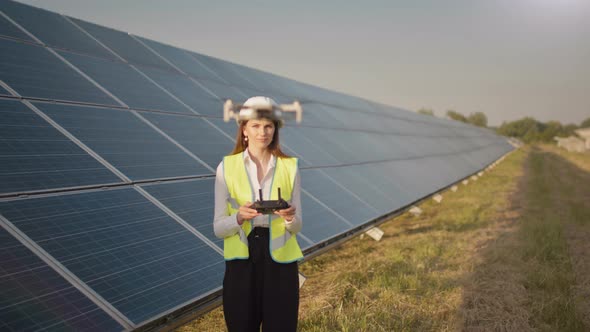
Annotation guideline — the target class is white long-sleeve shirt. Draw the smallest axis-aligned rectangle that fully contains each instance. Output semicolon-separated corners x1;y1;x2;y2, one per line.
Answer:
213;149;302;239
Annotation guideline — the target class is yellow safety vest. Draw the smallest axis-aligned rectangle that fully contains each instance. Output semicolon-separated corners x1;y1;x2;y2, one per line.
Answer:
223;152;303;263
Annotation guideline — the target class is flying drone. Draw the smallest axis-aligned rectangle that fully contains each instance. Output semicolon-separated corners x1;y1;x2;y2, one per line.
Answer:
223;96;303;126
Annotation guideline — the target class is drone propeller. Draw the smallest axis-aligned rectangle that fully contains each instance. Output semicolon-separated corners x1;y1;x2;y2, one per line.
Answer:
223;99;303;125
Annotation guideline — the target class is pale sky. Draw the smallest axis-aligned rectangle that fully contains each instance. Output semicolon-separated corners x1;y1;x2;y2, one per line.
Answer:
15;0;590;126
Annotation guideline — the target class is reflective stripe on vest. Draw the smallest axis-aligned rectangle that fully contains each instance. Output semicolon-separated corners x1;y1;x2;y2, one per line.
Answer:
223;153;303;263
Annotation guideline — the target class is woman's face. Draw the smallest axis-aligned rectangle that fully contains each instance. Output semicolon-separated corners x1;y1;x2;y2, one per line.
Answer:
243;118;275;150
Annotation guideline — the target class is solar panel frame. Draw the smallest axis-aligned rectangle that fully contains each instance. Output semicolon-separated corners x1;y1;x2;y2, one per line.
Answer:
0;38;119;106
189;52;260;91
0;84;11;96
323;166;398;215
137;66;221;117
0;98;123;195
140;112;234;170
0;11;34;42
134;36;227;82
57;50;196;114
297;191;352;246
69;17;178;72
0;0;117;59
301;169;378;227
0;223;126;332
194;78;248;102
311;103;360;129
0;187;226;325
312;129;364;163
33;102;214;181
280;126;341;166
227;63;283;94
140;178;223;249
297;103;338;128
357;162;417;208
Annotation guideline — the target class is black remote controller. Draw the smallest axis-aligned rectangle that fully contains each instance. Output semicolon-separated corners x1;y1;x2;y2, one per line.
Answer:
251;187;290;214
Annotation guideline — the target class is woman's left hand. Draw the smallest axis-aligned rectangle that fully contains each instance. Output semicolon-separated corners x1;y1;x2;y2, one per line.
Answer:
274;206;296;222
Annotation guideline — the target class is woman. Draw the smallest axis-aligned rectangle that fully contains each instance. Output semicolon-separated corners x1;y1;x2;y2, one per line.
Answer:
214;96;303;332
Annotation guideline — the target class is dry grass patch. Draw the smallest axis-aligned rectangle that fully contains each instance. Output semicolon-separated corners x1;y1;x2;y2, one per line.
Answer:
462;145;590;331
538;144;590;328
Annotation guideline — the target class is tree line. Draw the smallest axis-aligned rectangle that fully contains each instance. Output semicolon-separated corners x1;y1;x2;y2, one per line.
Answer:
417;108;590;144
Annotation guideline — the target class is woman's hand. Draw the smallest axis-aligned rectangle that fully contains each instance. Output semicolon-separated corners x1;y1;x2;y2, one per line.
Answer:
237;202;261;225
274;206;296;222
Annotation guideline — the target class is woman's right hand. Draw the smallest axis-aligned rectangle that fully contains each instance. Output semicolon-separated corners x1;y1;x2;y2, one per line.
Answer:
237;202;261;225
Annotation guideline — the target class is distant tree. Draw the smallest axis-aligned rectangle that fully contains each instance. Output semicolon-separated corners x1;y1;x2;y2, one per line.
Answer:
446;110;467;123
564;124;578;135
467;112;488;127
417;108;435;116
538;121;565;142
581;117;590;128
523;124;541;143
495;117;578;143
496;117;539;143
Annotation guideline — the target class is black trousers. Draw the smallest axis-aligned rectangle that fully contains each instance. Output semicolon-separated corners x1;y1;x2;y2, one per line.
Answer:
223;227;299;332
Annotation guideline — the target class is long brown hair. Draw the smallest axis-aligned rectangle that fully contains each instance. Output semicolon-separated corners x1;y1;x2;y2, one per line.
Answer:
230;119;290;158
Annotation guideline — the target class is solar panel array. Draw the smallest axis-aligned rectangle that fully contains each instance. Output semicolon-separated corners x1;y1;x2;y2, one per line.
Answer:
0;1;513;331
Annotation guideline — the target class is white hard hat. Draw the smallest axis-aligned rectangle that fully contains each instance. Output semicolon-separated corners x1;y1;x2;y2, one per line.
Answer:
241;96;278;110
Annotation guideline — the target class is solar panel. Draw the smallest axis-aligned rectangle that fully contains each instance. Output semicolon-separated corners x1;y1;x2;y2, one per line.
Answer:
296;103;337;128
136;36;226;82
237;67;306;100
467;144;500;168
195;78;247;102
227;64;281;94
280;127;341;166
57;50;192;114
205;117;238;138
297;192;351;245
0;188;225;325
138;66;221;117
0;84;11;96
0;1;514;330
383;157;461;202
331;93;372;113
309;104;356;129
0;0;117;60
190;53;259;90
324;166;399;214
0;11;33;42
140;112;234;169
316;129;365;163
0;99;122;195
0;38;118;105
0;226;125;332
141;178;223;248
301;169;379;226
33;102;213;181
69;17;177;72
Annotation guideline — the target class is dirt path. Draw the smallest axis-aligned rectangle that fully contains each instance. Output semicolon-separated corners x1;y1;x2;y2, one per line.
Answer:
461;146;590;331
460;151;532;331
539;146;590;328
